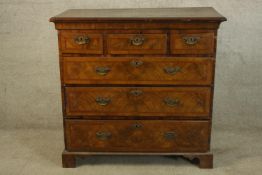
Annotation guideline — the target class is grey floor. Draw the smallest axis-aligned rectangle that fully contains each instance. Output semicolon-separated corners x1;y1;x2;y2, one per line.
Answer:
0;125;261;175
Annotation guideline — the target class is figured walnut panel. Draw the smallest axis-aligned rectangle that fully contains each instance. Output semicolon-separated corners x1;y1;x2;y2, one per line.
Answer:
65;119;210;152
170;30;215;55
107;34;167;54
65;87;211;118
62;57;214;85
60;30;103;54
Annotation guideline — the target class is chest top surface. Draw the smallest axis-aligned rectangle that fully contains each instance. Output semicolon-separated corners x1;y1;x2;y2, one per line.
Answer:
50;7;226;22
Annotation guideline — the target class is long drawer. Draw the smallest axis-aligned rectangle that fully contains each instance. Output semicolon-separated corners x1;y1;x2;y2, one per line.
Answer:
65;119;210;152
62;57;214;85
65;87;211;118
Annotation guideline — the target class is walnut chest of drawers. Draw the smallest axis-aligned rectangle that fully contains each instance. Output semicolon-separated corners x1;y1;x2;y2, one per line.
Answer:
50;7;226;168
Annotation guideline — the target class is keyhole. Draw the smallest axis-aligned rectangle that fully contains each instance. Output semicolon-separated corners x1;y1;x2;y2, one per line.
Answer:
132;123;142;129
130;60;143;67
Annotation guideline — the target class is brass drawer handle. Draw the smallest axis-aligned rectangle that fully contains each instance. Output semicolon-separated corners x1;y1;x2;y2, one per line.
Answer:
130;60;143;67
164;66;181;75
164;132;176;140
164;97;180;107
74;36;90;45
95;66;110;76
95;97;111;106
130;89;143;96
130;35;145;46
96;131;111;140
183;36;200;45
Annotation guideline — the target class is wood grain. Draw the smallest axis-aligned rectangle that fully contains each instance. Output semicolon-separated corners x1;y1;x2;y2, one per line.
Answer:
60;30;103;54
50;8;226;22
65;119;210;152
107;34;167;54
62;57;214;85
54;22;221;30
170;30;215;54
65;87;211;117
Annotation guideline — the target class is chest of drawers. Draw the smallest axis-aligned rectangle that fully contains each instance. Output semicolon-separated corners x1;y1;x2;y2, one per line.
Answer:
50;7;226;168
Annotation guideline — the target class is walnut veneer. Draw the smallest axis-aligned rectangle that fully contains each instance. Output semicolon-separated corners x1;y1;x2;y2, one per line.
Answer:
50;7;226;168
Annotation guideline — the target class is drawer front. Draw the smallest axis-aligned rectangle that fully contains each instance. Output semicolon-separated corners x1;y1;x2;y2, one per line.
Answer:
107;34;167;54
170;30;215;54
60;30;103;54
63;57;214;85
65;87;211;118
65;120;210;152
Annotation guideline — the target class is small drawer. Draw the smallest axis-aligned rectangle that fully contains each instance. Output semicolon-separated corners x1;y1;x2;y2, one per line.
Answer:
60;30;103;54
65;119;210;152
62;57;214;85
65;87;211;118
107;34;167;54
170;30;215;55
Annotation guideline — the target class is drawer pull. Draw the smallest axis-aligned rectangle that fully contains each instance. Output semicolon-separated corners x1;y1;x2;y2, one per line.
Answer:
130;89;143;96
183;36;200;45
96;131;111;140
74;36;90;45
164;66;181;75
164;132;176;140
164;97;180;107
130;60;143;67
130;35;145;46
95;66;110;76
95;97;111;106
